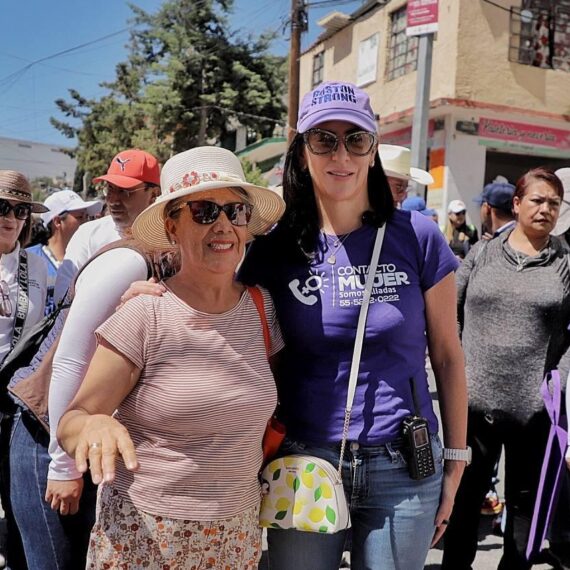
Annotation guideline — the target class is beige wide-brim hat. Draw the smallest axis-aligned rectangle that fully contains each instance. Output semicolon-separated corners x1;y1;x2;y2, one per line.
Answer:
552;168;570;236
0;170;48;213
132;146;286;249
378;144;434;186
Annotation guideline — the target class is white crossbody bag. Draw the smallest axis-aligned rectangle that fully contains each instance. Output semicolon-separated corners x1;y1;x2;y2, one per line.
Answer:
259;225;386;534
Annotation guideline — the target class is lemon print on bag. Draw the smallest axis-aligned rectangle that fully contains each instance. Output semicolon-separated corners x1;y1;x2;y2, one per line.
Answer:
275;498;290;511
301;471;314;488
259;455;350;533
308;507;325;523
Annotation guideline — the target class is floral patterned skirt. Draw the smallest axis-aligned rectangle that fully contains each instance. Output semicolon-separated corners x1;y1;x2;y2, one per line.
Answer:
86;484;262;569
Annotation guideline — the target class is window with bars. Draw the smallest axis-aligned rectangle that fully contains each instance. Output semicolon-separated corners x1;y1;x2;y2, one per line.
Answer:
386;5;419;81
312;52;325;88
509;0;570;71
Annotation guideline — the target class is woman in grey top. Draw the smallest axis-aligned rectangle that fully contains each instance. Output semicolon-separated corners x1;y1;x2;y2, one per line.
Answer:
442;167;570;570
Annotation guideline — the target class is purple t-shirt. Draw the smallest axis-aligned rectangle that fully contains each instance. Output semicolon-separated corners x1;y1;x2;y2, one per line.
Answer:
240;210;458;445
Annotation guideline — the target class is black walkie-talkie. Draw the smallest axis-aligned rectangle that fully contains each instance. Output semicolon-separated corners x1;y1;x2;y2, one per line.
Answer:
402;415;435;480
401;378;435;480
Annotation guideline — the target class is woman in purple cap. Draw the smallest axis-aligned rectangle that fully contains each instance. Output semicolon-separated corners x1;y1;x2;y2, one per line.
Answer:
239;81;468;569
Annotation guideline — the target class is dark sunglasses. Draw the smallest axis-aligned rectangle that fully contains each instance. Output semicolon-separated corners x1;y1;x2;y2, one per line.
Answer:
454;210;466;215
0;199;32;220
174;200;253;226
303;128;377;156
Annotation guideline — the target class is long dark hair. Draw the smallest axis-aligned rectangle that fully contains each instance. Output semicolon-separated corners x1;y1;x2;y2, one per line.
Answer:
281;133;394;259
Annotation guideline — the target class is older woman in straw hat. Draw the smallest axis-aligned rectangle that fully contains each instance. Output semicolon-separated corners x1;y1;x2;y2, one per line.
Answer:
57;147;285;569
0;170;48;568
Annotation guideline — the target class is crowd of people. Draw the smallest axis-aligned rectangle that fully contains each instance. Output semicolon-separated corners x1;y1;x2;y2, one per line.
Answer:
0;80;567;570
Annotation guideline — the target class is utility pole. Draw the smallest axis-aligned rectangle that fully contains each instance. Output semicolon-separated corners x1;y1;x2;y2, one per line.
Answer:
287;0;306;144
407;0;437;200
410;33;433;189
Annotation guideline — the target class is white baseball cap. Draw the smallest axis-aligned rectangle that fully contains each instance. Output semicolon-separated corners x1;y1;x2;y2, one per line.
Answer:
448;199;467;214
41;189;103;226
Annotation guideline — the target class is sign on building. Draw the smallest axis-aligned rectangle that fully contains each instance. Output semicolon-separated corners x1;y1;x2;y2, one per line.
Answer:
356;33;379;87
406;0;439;36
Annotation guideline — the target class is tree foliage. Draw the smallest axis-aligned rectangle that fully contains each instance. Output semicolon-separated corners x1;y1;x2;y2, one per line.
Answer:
239;157;267;188
51;0;286;190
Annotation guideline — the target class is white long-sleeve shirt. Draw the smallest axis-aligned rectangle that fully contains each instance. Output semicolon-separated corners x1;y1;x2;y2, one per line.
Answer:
48;248;148;480
54;215;120;305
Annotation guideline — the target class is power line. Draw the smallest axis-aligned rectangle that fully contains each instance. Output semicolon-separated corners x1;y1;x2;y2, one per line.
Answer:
306;0;361;8
0;28;130;92
192;105;286;126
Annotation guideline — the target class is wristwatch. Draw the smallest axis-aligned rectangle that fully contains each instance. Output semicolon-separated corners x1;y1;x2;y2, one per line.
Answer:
443;446;472;465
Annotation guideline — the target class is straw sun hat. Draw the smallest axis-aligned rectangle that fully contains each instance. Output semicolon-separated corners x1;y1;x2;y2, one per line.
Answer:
0;170;48;213
132;146;286;249
378;145;434;186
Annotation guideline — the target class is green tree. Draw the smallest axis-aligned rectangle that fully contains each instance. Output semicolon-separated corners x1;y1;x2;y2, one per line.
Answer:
240;158;267;188
51;0;286;187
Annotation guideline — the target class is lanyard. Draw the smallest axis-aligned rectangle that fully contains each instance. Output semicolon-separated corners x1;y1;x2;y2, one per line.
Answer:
10;249;29;349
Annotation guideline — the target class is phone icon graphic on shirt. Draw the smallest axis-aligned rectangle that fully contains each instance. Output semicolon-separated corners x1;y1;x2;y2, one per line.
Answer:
289;275;324;306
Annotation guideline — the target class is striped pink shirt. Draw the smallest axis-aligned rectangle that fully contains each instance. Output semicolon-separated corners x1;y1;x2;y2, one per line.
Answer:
95;286;283;520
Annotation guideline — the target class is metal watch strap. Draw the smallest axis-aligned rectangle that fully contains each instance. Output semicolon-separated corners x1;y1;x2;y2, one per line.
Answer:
443;446;472;464
337;224;386;475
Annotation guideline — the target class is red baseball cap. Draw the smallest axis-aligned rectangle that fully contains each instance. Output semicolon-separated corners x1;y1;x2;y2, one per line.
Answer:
93;149;160;189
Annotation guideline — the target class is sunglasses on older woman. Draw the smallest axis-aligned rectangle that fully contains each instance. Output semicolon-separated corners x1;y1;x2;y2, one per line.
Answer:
173;200;253;226
303;128;377;156
0;199;32;220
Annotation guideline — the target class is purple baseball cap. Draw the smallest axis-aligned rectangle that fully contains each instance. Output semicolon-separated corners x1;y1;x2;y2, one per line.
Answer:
297;81;377;134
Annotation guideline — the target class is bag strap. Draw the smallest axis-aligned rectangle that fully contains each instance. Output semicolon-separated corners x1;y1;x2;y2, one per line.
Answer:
11;248;29;350
247;285;271;358
337;224;386;474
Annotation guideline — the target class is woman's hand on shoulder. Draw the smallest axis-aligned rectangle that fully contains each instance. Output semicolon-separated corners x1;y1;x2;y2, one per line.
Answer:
73;414;139;485
117;277;166;311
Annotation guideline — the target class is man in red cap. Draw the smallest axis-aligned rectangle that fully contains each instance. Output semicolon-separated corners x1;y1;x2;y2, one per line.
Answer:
54;149;160;302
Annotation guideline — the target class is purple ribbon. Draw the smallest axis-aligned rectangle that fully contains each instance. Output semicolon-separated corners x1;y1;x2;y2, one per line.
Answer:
526;370;568;560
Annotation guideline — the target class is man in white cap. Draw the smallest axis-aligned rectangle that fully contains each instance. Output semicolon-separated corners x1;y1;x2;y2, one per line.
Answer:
27;190;102;314
378;144;434;207
446;199;479;260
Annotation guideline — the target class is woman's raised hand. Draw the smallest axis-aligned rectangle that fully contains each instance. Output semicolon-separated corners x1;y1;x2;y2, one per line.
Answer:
117;277;166;310
73;414;139;485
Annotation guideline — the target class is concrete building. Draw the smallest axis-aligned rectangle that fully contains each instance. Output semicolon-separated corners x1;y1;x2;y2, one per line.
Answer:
0;136;76;186
299;0;570;224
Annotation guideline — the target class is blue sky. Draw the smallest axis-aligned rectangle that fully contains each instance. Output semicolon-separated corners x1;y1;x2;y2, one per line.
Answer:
0;0;363;146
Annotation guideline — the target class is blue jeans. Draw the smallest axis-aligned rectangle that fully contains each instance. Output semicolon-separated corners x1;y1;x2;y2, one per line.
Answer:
9;408;97;570
267;434;443;570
